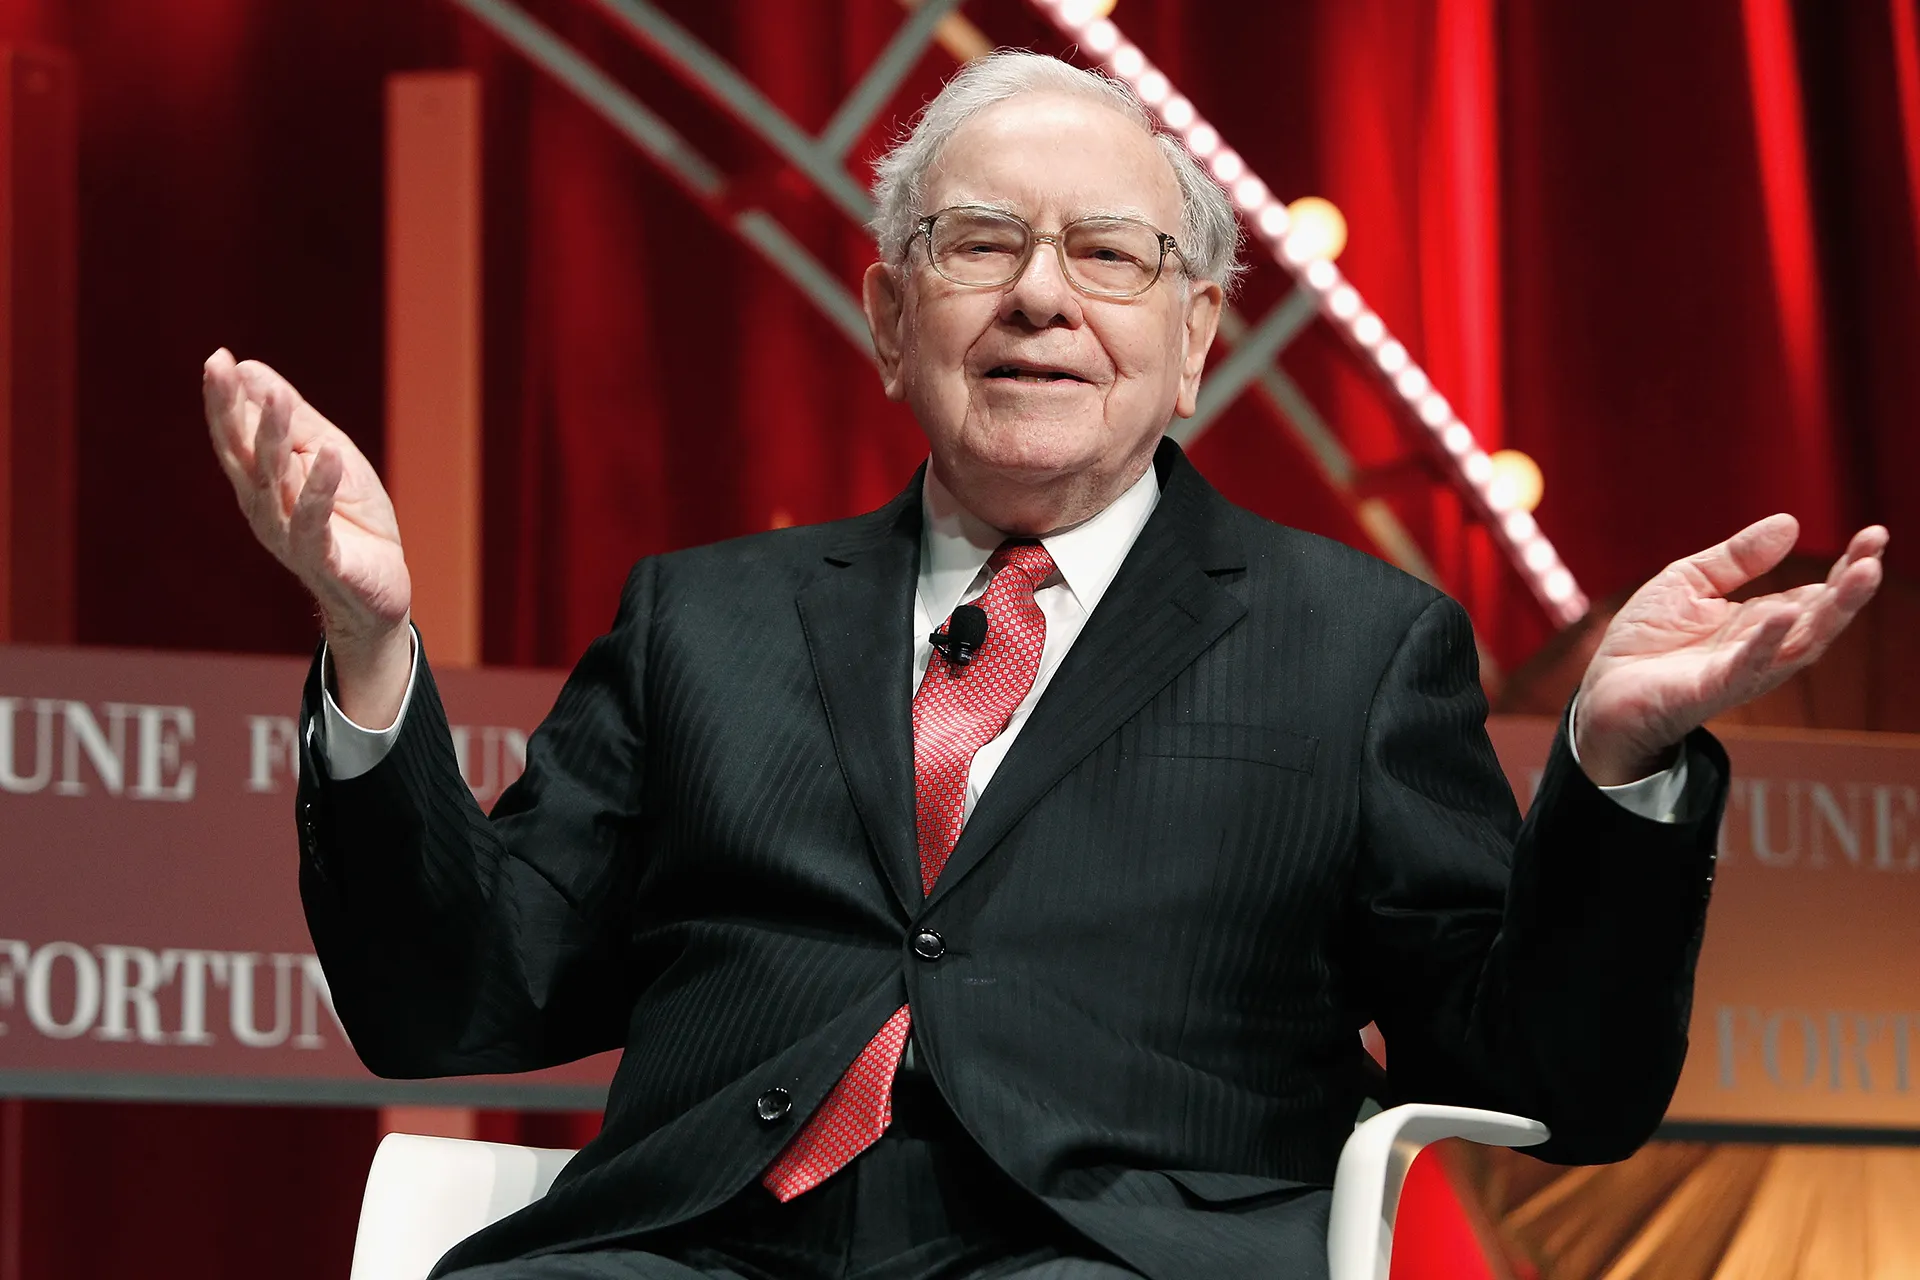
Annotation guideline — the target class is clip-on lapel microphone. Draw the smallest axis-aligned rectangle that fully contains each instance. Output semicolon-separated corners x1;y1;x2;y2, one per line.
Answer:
929;604;989;674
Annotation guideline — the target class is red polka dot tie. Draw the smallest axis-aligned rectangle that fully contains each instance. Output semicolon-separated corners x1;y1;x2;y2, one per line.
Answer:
761;541;1057;1201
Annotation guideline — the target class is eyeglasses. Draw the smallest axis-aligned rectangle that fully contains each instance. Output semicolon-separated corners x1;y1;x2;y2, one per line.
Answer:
910;205;1188;299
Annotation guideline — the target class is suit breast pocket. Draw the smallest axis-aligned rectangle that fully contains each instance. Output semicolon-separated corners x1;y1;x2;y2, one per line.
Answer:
1127;722;1318;774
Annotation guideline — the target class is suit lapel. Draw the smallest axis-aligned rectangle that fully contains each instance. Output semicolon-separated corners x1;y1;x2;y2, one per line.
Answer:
924;441;1248;912
796;475;926;918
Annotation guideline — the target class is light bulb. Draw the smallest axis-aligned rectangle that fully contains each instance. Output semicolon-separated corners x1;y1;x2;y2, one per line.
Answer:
1283;196;1347;261
1486;449;1544;513
1059;0;1098;28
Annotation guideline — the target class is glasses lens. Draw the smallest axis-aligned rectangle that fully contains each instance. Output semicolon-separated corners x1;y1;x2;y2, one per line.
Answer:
1061;219;1163;295
929;211;1030;285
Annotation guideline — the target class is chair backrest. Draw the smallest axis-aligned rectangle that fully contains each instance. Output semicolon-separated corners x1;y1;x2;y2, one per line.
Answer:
350;1133;578;1280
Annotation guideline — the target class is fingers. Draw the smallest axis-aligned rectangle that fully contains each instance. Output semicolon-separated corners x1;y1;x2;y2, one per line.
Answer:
233;357;330;450
1833;550;1884;612
1779;553;1883;665
233;357;297;409
1740;602;1797;670
1709;601;1799;701
1852;523;1891;557
1683;513;1800;596
203;349;257;491
252;387;299;519
1824;524;1890;588
289;445;343;565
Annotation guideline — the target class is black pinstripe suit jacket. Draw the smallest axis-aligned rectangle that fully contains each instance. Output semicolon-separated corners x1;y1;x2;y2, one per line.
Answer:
296;440;1727;1279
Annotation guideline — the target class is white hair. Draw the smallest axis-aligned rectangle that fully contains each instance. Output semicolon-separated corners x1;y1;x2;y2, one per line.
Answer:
869;50;1245;296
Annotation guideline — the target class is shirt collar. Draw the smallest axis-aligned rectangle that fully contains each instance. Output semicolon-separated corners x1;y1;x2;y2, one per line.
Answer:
918;460;1162;623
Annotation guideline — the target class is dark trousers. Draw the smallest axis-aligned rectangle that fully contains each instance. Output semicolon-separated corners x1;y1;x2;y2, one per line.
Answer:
441;1075;1140;1280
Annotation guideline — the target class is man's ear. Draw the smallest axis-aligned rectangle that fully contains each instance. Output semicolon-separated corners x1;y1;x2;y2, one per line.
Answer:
1171;279;1225;420
862;262;908;402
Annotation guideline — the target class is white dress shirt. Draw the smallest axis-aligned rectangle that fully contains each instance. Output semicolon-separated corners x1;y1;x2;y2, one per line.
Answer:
318;461;1687;821
911;461;1162;821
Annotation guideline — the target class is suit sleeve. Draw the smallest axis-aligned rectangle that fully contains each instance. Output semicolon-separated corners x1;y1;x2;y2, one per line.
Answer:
296;560;655;1078
1351;593;1727;1164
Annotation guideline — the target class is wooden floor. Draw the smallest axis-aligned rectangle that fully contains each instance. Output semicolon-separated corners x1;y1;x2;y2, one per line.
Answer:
1457;1140;1920;1279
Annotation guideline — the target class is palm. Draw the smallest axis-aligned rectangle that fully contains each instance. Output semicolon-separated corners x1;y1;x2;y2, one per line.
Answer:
1575;515;1887;782
205;351;411;633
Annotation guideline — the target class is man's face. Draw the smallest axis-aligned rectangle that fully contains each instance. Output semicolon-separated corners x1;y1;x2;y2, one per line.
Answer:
864;92;1223;525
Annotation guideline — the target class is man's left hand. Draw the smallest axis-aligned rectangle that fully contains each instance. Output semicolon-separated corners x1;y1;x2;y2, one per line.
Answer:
1573;515;1889;786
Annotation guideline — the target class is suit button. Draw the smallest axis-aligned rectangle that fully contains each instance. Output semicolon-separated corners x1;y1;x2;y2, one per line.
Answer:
755;1088;792;1124
912;929;946;961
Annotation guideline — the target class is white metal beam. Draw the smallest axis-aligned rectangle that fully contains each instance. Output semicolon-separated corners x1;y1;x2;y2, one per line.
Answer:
450;0;871;356
1177;286;1320;445
586;0;874;221
821;0;971;161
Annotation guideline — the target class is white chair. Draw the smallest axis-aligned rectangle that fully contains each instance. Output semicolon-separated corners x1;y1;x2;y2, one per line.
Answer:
350;1134;577;1280
1326;1104;1547;1280
351;1104;1547;1280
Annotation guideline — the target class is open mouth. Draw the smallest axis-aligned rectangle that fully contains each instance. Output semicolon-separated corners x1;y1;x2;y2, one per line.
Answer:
986;365;1088;383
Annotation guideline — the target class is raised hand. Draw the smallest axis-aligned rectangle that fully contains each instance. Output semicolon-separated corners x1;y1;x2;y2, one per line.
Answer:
1573;515;1889;785
204;348;413;724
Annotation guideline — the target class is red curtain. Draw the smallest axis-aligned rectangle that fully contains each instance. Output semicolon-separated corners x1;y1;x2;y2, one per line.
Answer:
1;0;1914;1275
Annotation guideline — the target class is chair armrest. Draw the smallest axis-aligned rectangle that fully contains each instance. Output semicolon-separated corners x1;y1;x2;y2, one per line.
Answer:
350;1133;579;1280
1326;1104;1548;1280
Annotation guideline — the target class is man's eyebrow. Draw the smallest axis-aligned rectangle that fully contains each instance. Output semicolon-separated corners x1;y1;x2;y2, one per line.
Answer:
940;198;1162;223
1074;205;1157;222
940;198;1017;217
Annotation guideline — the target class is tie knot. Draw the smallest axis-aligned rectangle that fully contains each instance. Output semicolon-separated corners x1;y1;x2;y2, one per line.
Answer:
988;540;1056;589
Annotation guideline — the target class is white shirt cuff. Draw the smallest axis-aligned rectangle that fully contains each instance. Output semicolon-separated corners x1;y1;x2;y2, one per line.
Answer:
1568;696;1689;824
313;628;420;781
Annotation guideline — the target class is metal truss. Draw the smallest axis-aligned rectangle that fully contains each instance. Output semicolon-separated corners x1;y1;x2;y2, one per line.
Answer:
446;0;1588;636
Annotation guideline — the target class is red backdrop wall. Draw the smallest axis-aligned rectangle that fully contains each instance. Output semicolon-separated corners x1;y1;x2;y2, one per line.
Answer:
0;0;1913;1275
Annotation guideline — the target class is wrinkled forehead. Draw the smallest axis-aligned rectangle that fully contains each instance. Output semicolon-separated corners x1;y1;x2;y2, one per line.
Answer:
920;92;1184;233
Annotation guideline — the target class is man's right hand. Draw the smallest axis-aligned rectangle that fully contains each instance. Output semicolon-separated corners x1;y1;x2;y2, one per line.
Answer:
203;348;414;729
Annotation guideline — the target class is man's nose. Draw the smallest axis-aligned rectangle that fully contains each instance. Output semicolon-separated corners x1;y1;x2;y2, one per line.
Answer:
999;238;1082;329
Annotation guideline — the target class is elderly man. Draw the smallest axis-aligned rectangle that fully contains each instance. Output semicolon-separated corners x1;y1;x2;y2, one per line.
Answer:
205;50;1883;1280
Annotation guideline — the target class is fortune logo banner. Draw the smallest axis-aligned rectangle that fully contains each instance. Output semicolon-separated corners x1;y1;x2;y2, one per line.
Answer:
0;642;612;1109
1491;717;1920;1135
0;940;339;1048
3;643;1916;1129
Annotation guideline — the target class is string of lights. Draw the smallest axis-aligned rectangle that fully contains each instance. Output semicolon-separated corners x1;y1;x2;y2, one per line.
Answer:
1031;0;1590;625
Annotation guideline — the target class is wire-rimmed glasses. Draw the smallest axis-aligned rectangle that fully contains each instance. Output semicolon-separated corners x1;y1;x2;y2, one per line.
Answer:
911;205;1187;299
